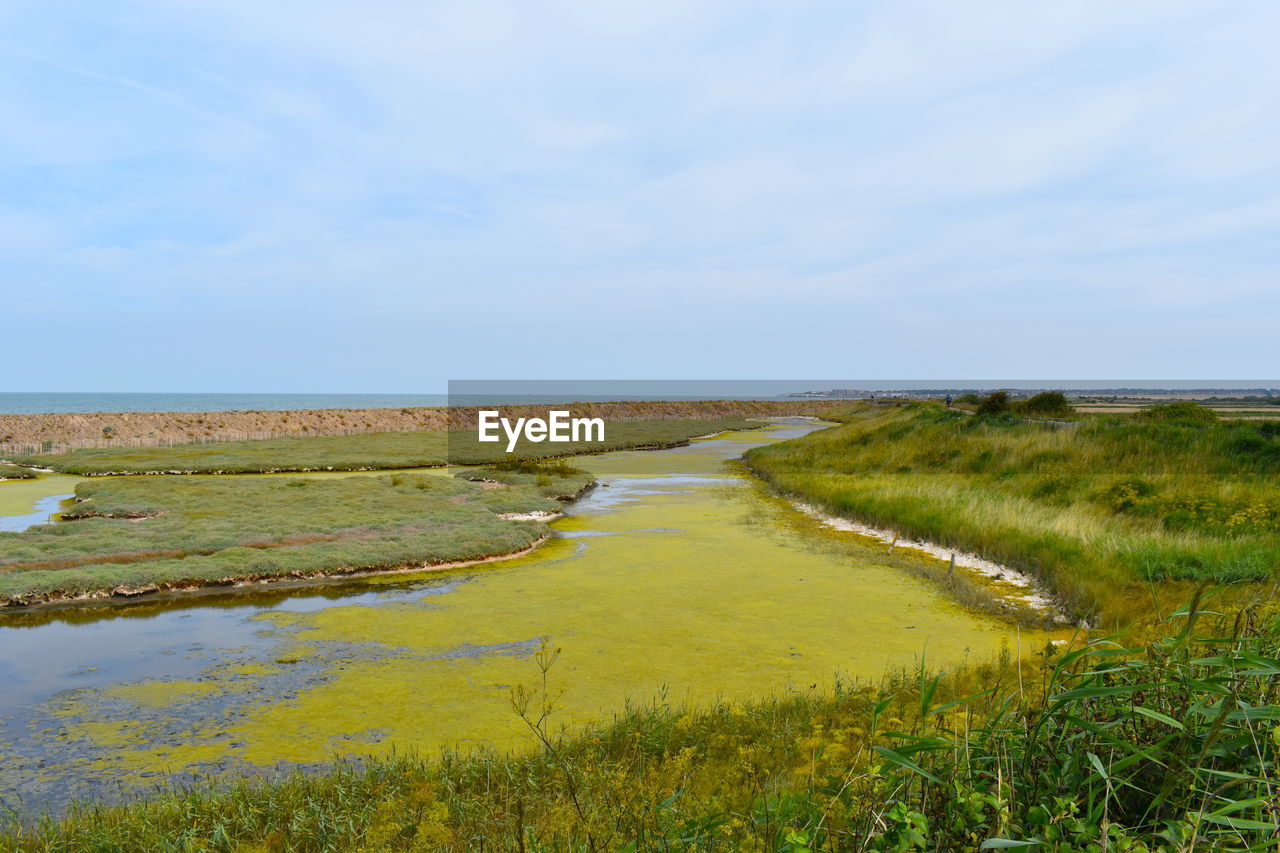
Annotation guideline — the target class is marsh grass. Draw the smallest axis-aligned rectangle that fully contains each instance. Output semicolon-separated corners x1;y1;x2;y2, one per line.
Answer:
11;419;762;476
0;465;594;605
3;598;1276;851
745;404;1280;623
455;460;593;500
0;463;37;480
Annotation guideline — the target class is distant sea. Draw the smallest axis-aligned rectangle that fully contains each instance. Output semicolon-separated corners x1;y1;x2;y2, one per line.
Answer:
0;393;451;415
6;383;1275;415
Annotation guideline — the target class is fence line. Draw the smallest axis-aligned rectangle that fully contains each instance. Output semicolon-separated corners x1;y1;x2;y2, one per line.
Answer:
0;426;417;458
0;400;845;461
0;412;758;459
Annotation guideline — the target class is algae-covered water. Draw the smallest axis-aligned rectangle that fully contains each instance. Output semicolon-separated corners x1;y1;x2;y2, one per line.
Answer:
0;421;1048;814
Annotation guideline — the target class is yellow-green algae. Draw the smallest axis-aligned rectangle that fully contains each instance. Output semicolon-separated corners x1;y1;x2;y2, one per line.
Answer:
206;661;284;679
101;679;221;708
0;472;83;517
26;424;1065;795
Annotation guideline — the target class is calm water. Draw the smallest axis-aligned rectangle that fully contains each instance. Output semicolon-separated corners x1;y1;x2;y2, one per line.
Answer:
0;421;1052;815
0;494;73;533
4;386;1277;415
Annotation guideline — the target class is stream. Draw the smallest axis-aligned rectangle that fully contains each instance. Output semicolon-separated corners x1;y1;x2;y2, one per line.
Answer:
0;420;1052;815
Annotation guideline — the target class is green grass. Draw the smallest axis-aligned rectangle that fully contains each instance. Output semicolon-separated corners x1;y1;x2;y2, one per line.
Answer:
0;465;594;606
0;463;37;480
744;403;1280;624
10;419;761;475
3;599;1276;851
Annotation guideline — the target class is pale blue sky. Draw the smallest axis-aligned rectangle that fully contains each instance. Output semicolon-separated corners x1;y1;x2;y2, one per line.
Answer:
3;1;1277;391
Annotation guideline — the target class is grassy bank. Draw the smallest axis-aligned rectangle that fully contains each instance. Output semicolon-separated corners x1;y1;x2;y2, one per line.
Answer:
744;402;1280;624
0;463;37;480
3;601;1276;851
0;465;593;606
9;418;760;475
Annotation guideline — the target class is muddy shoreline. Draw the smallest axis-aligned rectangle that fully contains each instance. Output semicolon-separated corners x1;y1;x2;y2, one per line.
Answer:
788;500;1072;625
0;536;552;612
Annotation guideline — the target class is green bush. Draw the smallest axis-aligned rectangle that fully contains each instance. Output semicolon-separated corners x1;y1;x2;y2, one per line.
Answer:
1228;430;1280;469
976;391;1012;415
1015;390;1075;418
1139;401;1219;423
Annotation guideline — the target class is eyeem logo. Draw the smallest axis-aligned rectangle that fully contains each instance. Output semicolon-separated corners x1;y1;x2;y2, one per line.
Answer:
478;410;605;453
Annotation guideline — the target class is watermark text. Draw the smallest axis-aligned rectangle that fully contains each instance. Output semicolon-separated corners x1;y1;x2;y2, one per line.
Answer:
478;410;605;452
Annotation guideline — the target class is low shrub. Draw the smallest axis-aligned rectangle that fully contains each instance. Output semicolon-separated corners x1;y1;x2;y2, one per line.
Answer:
1139;401;1220;423
1015;390;1075;418
976;391;1013;415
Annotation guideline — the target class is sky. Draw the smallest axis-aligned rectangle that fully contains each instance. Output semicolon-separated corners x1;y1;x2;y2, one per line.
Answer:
2;1;1278;392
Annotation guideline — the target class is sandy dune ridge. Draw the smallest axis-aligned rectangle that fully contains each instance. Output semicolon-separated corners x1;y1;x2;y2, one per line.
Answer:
0;400;846;454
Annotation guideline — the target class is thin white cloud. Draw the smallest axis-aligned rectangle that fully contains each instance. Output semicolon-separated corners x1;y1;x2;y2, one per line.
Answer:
0;40;249;131
0;1;1277;387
